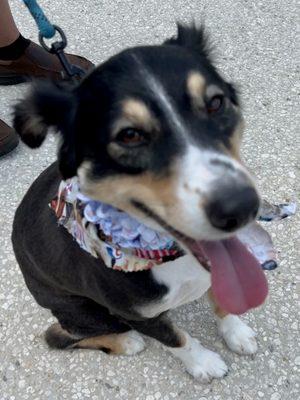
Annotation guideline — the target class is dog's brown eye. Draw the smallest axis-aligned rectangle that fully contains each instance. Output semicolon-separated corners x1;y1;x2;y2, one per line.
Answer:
116;128;146;146
206;95;224;114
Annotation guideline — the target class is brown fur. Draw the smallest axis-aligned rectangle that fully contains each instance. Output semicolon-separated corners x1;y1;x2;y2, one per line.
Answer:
186;71;206;109
207;288;229;319
78;161;179;221
227;118;245;161
75;332;135;354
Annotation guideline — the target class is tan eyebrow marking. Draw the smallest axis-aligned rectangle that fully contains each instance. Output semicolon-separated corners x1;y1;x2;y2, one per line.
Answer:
186;71;206;108
121;98;158;130
111;98;159;139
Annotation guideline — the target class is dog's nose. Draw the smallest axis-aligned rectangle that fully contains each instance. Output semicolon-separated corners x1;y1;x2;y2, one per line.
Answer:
205;185;260;232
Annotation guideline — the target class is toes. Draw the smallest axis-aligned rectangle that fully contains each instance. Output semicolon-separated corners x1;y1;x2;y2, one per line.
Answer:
219;315;258;355
187;349;229;382
225;326;258;355
169;333;228;382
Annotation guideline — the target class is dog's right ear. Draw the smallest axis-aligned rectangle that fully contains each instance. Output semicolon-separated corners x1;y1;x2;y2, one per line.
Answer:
165;23;213;63
13;81;76;148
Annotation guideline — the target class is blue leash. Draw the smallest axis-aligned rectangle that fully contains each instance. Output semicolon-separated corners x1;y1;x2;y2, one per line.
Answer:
21;0;85;80
22;0;55;39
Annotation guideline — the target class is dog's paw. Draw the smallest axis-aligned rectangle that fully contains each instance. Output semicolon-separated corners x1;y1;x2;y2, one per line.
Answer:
119;331;146;355
170;334;228;382
218;315;258;355
186;346;229;383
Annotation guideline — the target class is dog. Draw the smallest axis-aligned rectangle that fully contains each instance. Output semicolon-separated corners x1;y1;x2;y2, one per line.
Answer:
12;24;268;382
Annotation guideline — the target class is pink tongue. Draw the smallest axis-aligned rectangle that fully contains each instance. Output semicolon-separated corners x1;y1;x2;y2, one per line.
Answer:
201;237;268;315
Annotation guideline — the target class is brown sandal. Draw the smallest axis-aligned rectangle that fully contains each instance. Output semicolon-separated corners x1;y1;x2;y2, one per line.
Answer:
0;41;94;85
0;119;19;156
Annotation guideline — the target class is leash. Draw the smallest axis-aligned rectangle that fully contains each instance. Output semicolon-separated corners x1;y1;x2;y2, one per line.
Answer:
22;0;85;81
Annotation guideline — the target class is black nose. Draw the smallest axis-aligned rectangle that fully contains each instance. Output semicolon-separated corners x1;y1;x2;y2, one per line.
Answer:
205;186;260;232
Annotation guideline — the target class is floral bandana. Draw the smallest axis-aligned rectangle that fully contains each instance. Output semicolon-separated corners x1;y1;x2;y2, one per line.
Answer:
50;178;183;272
50;178;296;273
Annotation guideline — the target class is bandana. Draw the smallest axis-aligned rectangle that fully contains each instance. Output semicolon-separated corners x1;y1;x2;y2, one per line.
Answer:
50;178;184;272
50;178;296;273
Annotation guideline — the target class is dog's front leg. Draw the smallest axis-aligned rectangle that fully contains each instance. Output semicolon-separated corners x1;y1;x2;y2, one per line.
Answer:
130;315;228;382
208;289;258;355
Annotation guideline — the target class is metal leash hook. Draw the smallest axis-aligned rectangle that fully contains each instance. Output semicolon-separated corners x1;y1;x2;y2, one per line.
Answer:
22;0;85;82
39;25;85;81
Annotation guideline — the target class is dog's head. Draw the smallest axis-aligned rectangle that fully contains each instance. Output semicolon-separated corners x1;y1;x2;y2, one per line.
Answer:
14;24;260;243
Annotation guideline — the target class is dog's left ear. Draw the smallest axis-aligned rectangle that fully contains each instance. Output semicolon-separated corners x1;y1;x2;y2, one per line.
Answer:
165;23;212;62
13;81;79;178
13;81;76;148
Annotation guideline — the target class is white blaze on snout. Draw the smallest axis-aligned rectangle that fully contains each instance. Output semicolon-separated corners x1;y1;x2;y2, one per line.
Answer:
175;145;251;240
179;145;248;192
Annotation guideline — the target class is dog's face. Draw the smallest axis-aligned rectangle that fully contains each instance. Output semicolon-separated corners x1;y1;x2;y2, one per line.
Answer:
14;24;260;242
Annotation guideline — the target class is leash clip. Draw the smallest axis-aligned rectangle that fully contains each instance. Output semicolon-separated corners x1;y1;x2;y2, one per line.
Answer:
39;25;85;81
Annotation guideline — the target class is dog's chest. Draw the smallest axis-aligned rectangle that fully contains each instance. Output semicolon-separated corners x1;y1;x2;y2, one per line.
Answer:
136;255;211;318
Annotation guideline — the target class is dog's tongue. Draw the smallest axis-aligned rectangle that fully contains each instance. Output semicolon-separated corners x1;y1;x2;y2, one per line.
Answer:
200;237;268;315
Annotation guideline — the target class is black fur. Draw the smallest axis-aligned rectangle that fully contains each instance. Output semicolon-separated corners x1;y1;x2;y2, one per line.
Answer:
165;23;213;62
45;324;79;349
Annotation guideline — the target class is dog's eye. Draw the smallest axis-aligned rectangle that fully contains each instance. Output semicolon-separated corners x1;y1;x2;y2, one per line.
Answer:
116;128;147;147
206;95;224;114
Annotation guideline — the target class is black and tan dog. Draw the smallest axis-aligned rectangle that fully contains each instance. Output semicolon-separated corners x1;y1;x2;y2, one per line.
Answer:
12;24;268;382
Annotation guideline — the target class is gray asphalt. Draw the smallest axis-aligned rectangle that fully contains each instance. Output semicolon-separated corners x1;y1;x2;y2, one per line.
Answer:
0;1;299;399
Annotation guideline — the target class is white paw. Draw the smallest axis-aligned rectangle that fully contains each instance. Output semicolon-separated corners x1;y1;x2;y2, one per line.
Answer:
218;315;258;355
120;331;146;355
186;347;229;383
169;333;228;382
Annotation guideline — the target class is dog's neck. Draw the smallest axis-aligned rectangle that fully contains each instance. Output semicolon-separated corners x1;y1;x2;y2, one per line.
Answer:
49;177;183;272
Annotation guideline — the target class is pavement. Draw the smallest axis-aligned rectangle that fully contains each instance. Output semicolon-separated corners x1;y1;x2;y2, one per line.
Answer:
0;1;299;399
